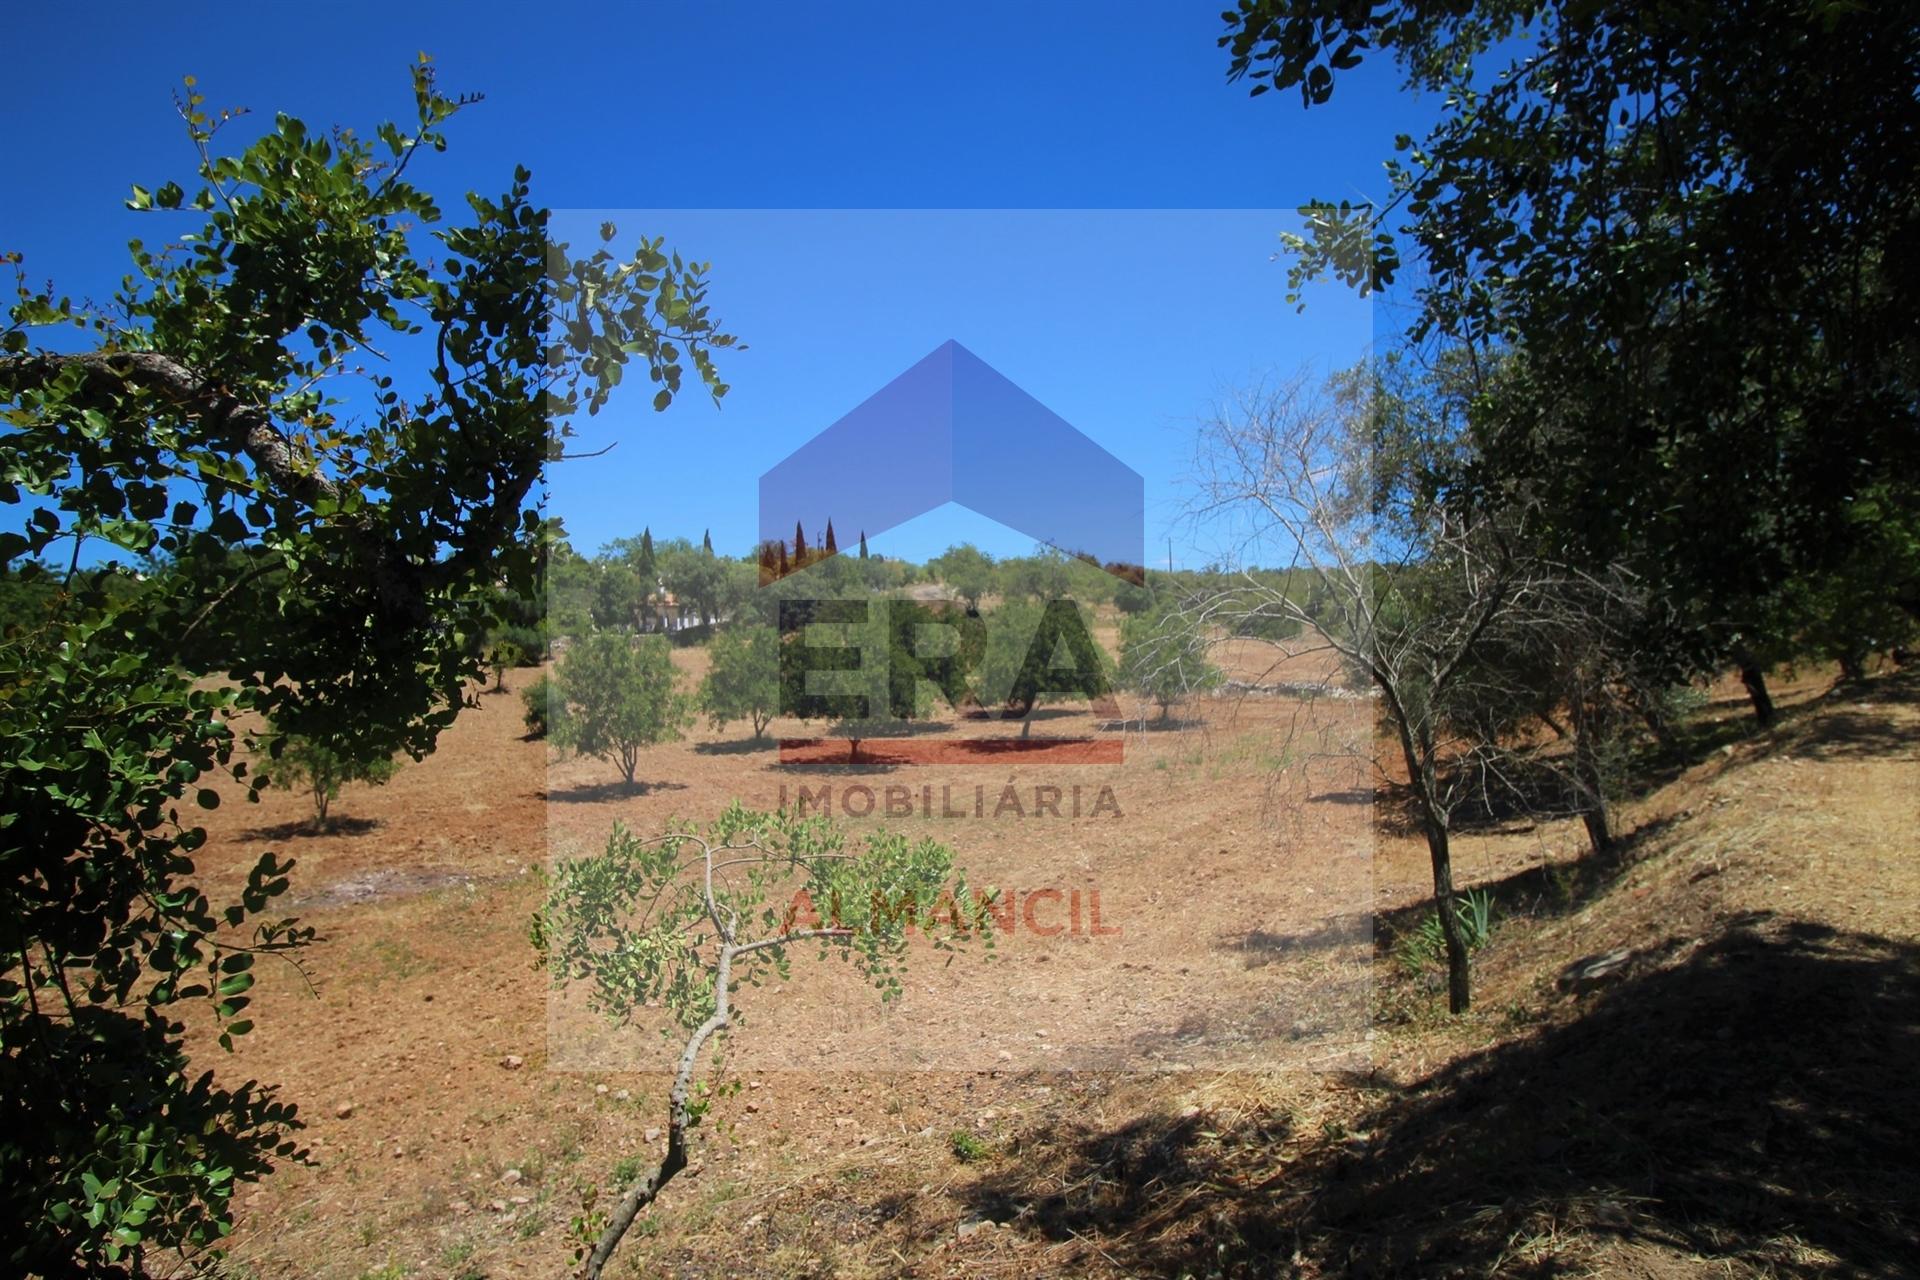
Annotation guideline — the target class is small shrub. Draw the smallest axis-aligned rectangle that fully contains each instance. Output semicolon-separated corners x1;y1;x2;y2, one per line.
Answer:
262;732;400;829
523;674;554;738
1394;889;1496;976
948;1129;989;1162
496;621;548;664
485;637;525;691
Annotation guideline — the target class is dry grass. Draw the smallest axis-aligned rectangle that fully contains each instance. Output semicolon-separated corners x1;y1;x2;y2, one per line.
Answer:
197;660;1920;1279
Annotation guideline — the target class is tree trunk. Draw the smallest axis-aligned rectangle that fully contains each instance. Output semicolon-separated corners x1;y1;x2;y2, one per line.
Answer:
1627;681;1680;757
1580;805;1612;860
1739;663;1776;726
1570;693;1614;857
1389;709;1472;1013
584;947;738;1279
1425;817;1471;1014
583;1130;687;1280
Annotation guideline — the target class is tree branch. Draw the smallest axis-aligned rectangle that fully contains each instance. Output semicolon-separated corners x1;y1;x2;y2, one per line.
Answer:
0;350;341;508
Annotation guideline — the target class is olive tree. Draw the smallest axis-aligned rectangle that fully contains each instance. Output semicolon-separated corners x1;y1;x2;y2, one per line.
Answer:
534;805;991;1278
551;631;690;789
927;542;994;608
0;64;732;1273
261;731;400;830
974;597;1114;732
1118;605;1223;722
697;623;780;739
781;595;933;762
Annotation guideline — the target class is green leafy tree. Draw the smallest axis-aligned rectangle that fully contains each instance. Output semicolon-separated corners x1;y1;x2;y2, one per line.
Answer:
481;573;547;671
1224;0;1920;721
657;538;729;627
551;631;690;787
974;597;1114;725
778;594;978;761
0;65;732;1272
698;624;781;739
781;594;901;761
1119;606;1224;721
545;536;599;642
1788;483;1920;681
715;554;758;624
533;805;992;1278
928;542;994;608
997;548;1073;603
262;732;400;829
635;527;656;584
1113;578;1154;615
485;635;525;690
590;560;648;631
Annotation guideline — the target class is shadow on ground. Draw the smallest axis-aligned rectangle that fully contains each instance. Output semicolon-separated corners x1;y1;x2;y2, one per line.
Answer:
540;779;689;804
238;815;382;840
1099;714;1208;733
963;916;1920;1277
1381;669;1917;845
693;736;779;756
1222;915;1373;968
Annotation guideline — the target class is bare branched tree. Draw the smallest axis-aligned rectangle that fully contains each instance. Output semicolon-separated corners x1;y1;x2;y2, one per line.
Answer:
1181;369;1568;1013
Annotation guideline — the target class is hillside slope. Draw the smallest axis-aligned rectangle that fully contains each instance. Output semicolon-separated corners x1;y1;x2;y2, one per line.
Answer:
668;671;1920;1280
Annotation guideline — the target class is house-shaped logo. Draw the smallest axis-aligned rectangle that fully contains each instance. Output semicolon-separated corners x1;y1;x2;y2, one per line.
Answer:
760;340;1143;767
759;341;1144;580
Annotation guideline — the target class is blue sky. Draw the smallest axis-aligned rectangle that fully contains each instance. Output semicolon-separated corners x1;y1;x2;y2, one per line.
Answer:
5;2;1433;567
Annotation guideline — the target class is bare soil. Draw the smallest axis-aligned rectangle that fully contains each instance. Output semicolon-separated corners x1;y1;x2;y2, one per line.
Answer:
182;648;1919;1280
